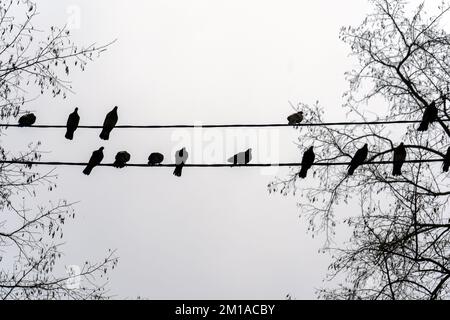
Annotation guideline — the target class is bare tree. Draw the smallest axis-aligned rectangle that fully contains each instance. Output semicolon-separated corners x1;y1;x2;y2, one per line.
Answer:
0;0;117;299
271;0;450;299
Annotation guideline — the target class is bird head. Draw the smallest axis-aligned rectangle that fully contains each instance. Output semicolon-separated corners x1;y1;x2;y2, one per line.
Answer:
100;147;105;151
308;146;314;152
74;107;78;111
364;143;368;148
113;106;118;111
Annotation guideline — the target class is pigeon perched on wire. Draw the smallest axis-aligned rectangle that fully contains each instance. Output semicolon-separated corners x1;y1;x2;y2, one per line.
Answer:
148;153;164;166
113;151;131;168
443;147;450;172
228;149;253;165
348;144;368;176
299;146;315;179
418;101;438;131
287;111;304;125
18;113;36;127
173;148;188;177
65;107;80;140
392;143;407;176
83;147;104;176
100;106;118;140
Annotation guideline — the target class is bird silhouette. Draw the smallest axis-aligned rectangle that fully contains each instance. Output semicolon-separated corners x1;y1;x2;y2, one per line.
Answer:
418;101;438;131
83;147;104;175
113;151;131;168
65;107;80;140
348;144;368;175
299;146;315;179
287;111;304;125
148;153;164;166
392;143;407;176
228;149;253;165
18;113;36;127
100;106;118;140
173;148;188;177
443;147;450;172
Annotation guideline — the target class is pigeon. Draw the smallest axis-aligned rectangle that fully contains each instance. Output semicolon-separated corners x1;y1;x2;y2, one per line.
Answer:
287;111;304;125
299;146;315;179
392;143;407;176
443;147;450;172
65;107;80;140
83;147;104;175
418;101;438;131
18;113;36;127
113;151;131;168
348;144;368;176
148;153;164;166
228;149;253;165
173;148;188;177
99;106;118;140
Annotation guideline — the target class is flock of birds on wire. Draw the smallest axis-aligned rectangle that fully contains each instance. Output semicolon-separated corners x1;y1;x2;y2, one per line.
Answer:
13;101;450;178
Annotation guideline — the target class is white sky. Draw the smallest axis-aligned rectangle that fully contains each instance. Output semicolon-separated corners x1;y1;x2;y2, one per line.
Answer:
3;0;373;299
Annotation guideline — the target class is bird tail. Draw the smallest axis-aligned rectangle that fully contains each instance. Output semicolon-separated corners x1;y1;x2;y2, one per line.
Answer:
99;129;110;140
65;130;74;140
299;167;308;179
392;166;402;176
443;163;449;173
418;122;428;131
348;165;355;176
173;164;183;177
83;166;93;175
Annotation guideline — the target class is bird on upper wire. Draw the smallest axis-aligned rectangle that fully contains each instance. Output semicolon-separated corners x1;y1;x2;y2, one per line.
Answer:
348;144;368;176
113;151;131;168
392;143;407;176
83;147;104;175
18;113;36;127
65;107;80;140
228;149;252;165
299;146;315;179
287;111;304;125
173;148;188;177
443;147;450;173
100;106;118;140
418;101;438;132
148;153;164;166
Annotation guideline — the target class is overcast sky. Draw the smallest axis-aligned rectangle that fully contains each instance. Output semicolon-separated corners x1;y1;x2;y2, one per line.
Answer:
3;0;374;299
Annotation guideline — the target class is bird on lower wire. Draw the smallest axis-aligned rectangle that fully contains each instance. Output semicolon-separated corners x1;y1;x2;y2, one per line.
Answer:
228;149;253;165
18;113;36;127
148;153;164;166
65;107;80;140
287;111;304;125
113;151;131;168
100;106;118;140
173;148;188;177
392;143;407;176
348;144;368;176
418;101;438;131
299;146;315;179
83;147;104;175
443;147;450;172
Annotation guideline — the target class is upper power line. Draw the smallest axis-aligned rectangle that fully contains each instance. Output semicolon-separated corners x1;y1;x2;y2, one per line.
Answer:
1;119;448;129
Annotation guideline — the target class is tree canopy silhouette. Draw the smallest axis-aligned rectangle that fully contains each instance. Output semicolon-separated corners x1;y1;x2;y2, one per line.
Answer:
0;0;117;299
271;0;450;300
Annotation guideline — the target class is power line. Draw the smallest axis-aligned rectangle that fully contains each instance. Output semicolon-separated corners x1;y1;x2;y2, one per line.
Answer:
0;159;444;168
1;119;449;129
